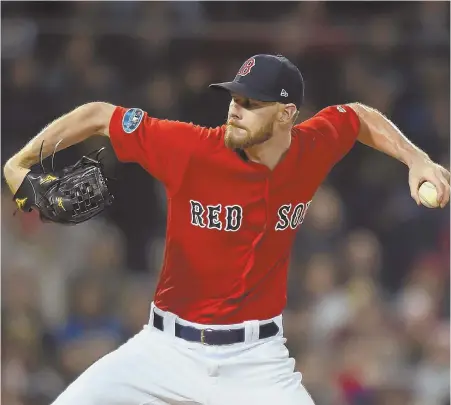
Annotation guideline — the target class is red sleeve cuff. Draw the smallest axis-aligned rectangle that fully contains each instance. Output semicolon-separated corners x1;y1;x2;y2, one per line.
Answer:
108;106;132;163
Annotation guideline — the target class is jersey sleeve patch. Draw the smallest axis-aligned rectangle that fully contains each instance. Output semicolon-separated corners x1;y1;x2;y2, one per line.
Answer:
122;108;144;133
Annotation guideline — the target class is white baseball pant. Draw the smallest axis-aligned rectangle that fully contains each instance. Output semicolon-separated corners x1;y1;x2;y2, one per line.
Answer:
51;303;315;405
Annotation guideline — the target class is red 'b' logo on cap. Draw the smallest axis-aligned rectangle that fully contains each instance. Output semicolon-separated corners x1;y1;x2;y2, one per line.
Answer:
237;58;255;76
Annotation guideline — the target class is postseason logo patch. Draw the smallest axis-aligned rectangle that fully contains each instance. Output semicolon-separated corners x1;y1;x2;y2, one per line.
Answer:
122;108;144;134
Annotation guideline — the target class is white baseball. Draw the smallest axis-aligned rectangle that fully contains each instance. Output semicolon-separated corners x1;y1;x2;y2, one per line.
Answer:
418;181;439;208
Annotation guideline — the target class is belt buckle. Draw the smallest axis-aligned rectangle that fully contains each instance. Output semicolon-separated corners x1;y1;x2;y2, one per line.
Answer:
200;328;214;345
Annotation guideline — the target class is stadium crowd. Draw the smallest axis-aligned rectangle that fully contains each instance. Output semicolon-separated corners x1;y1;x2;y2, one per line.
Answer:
2;2;449;405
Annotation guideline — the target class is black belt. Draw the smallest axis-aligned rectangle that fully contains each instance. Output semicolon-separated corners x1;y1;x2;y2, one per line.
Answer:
152;312;279;346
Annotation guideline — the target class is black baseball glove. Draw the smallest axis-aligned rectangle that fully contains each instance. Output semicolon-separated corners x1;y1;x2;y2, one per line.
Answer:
13;142;114;225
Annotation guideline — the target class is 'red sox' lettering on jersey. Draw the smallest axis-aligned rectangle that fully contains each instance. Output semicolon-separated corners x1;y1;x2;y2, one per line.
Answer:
190;200;243;231
190;200;311;232
275;201;312;231
109;105;359;324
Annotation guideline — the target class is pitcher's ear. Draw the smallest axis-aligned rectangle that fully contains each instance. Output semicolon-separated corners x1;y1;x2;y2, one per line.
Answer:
278;104;298;124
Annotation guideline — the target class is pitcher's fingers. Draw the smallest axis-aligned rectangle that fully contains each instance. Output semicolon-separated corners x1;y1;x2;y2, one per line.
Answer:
409;176;421;205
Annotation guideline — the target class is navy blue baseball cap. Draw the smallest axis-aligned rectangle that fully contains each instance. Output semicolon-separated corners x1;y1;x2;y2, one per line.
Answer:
209;54;304;109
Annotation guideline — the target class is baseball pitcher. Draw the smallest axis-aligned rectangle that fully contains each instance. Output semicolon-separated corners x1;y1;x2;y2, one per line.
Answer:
4;54;450;405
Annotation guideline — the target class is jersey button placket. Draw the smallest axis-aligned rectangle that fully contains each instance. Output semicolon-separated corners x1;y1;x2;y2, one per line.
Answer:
263;177;270;233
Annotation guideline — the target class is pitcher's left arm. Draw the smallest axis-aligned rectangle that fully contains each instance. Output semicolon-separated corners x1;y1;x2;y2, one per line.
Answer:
348;102;450;208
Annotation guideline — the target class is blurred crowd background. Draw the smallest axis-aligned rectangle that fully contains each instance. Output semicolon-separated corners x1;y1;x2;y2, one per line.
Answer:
1;2;450;405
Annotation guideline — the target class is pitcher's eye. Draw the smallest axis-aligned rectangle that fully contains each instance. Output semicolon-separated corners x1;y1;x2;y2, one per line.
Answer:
232;96;261;110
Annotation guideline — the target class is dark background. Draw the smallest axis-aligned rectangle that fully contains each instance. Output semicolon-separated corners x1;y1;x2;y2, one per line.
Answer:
2;2;450;405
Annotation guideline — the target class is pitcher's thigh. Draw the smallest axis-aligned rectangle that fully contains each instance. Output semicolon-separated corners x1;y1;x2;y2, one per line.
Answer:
50;328;197;405
51;340;153;405
251;382;316;405
214;380;315;405
213;337;315;405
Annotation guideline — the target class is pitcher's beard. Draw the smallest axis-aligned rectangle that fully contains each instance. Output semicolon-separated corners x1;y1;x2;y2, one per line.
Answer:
224;121;274;150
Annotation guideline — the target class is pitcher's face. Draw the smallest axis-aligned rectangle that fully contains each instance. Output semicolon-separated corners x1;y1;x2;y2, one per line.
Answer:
225;94;279;150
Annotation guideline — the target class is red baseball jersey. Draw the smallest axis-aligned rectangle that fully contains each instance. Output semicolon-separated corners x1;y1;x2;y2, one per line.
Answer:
109;105;360;324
